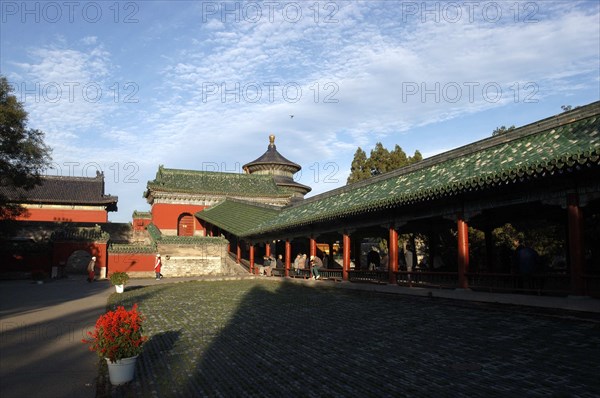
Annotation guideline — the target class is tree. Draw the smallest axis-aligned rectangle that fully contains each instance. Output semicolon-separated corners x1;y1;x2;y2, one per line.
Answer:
347;147;370;184
347;142;422;184
389;144;408;169
561;105;582;113
0;76;52;220
492;125;516;136
366;142;391;176
410;150;422;164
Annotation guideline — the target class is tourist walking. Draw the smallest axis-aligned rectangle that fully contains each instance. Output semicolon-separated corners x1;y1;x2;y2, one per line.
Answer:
155;254;163;280
86;256;96;282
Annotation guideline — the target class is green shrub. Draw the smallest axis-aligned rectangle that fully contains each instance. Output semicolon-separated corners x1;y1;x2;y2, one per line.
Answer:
109;272;130;286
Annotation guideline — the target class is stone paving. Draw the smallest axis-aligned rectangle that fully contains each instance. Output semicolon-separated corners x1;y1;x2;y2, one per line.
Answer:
103;279;600;398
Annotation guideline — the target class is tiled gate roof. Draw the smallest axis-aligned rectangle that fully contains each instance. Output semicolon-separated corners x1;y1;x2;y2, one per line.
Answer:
144;166;288;198
0;173;118;207
196;199;280;237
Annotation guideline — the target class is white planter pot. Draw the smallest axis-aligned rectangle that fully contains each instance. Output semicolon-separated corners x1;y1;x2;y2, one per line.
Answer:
115;284;124;293
106;355;138;385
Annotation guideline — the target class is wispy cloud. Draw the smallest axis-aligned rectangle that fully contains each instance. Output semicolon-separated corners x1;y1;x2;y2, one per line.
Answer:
2;1;598;221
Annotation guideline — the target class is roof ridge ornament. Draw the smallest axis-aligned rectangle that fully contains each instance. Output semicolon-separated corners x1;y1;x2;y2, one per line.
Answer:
269;134;276;148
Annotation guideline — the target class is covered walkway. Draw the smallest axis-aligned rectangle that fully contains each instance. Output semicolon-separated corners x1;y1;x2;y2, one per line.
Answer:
198;102;600;298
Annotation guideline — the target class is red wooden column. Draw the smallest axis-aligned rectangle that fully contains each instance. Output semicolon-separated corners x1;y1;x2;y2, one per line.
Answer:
236;241;241;264
343;233;351;281
457;217;469;289
285;239;291;277
309;237;317;258
389;227;399;284
265;242;271;257
567;194;585;295
249;244;255;274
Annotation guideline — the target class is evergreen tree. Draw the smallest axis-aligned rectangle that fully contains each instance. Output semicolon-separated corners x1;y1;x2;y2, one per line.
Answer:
347;142;422;184
0;76;52;220
410;150;423;164
389;144;408;169
492;125;516;136
346;147;370;184
366;142;391;176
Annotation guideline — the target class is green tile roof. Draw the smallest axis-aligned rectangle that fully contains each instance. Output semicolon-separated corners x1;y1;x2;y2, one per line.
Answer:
240;103;599;237
108;243;157;253
146;223;227;245
196;199;280;237
132;210;152;219
51;226;110;242
144;167;288;198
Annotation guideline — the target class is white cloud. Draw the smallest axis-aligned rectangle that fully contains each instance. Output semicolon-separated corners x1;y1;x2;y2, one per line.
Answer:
81;36;98;45
3;1;598;221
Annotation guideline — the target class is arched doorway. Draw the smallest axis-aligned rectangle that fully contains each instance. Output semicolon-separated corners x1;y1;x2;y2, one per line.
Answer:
66;250;92;274
178;213;194;236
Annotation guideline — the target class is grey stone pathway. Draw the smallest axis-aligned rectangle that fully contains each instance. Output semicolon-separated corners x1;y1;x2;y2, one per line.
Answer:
104;279;600;398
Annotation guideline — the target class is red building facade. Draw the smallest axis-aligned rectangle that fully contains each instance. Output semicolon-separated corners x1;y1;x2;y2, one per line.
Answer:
141;136;309;237
0;172;118;276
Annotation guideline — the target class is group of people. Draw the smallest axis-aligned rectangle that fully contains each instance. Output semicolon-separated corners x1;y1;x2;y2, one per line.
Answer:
85;238;541;284
257;254;284;276
292;253;326;279
257;252;327;280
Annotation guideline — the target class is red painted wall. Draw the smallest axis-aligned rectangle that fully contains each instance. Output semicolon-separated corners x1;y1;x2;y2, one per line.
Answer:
133;217;152;232
53;242;107;268
151;203;206;233
108;253;155;273
17;208;108;223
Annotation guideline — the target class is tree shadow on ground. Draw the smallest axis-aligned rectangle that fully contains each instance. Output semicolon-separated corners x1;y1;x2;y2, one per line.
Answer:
106;279;600;397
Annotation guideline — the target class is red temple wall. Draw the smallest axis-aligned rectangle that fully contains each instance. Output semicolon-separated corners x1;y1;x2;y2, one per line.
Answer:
17;208;108;223
133;217;152;232
108;253;155;274
151;203;206;233
52;242;108;269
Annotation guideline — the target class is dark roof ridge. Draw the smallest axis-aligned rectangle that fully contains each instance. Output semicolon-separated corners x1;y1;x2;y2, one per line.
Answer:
39;173;104;181
292;101;600;208
157;167;281;180
242;135;302;171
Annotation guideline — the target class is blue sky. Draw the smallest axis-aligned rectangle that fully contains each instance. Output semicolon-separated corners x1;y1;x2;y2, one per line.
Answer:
2;1;599;222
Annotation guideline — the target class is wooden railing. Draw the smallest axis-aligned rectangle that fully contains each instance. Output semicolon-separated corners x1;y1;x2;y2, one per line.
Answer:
348;270;389;284
319;268;343;281
395;271;458;289
233;252;600;297
582;274;600;298
465;272;571;295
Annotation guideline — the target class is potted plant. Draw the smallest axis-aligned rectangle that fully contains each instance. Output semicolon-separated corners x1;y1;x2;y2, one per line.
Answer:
82;304;147;385
109;272;129;293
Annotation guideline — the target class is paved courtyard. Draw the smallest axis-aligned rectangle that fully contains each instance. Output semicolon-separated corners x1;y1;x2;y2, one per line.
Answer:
103;279;600;397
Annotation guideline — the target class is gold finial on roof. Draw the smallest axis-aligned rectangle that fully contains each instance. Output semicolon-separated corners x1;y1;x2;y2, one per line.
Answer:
269;134;275;147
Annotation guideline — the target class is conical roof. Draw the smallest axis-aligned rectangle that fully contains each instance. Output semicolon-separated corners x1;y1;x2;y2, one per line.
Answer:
243;135;301;172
